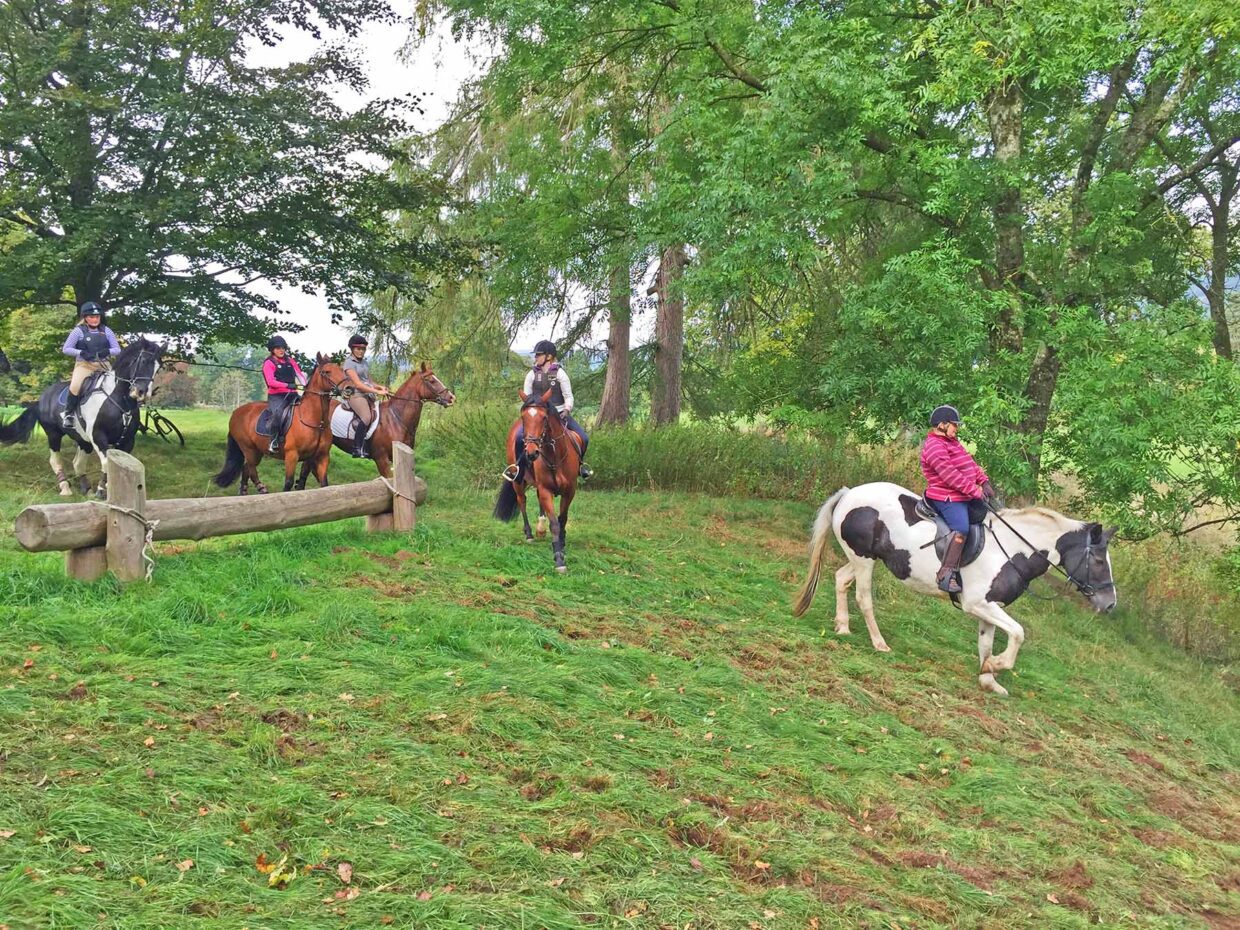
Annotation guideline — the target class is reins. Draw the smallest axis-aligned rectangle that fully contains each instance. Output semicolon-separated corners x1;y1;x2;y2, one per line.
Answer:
983;502;1114;598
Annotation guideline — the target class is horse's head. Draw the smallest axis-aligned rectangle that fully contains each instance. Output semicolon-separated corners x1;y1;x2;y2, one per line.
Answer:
310;352;348;397
117;338;164;402
520;393;553;463
1057;522;1118;613
414;361;456;407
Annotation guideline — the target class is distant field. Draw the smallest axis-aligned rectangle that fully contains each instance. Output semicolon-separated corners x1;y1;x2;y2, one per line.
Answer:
0;408;1236;929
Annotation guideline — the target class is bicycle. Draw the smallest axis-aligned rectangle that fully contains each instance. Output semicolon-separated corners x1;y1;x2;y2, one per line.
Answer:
136;403;185;446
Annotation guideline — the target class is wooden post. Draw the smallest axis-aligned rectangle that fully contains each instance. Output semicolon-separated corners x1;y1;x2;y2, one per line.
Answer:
392;442;417;533
105;450;148;582
66;545;107;582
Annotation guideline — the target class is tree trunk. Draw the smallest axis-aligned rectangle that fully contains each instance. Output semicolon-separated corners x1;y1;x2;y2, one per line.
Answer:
986;77;1025;355
596;263;632;425
1206;160;1237;360
1014;343;1062;497
650;244;686;426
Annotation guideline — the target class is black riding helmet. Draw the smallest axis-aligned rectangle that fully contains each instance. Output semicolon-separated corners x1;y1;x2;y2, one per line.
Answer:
533;339;557;357
79;301;104;319
929;405;961;427
348;334;368;349
267;336;289;352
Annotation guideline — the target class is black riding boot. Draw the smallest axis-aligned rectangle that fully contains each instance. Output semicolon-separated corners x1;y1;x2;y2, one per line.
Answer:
936;532;967;594
352;419;368;458
61;392;80;428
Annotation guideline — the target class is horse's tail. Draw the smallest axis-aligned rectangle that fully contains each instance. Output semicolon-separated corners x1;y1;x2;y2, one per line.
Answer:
213;434;245;488
493;478;518;522
793;486;851;618
0;404;37;445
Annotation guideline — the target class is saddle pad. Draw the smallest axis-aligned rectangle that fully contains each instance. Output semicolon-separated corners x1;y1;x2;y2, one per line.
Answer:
256;408;276;437
56;372;108;409
331;402;381;440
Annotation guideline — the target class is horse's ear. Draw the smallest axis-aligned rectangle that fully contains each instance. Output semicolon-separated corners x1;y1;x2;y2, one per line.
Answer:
316;352;327;366
1102;526;1119;543
1088;522;1104;545
540;389;553;403
420;361;428;373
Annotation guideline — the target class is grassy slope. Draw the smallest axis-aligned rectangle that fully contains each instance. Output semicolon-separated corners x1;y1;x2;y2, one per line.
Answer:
0;408;1236;930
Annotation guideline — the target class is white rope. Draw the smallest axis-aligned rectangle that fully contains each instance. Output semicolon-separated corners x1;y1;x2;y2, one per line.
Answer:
378;476;417;504
106;504;160;582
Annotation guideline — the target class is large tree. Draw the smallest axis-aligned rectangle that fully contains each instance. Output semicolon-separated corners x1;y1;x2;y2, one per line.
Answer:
0;0;457;345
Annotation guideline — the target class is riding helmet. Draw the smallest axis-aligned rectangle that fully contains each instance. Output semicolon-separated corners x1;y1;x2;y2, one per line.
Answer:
79;301;104;318
533;339;557;357
929;405;961;427
348;334;369;348
267;335;289;351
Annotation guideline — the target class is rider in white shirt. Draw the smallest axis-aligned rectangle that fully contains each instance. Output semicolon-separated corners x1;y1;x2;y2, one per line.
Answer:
521;339;592;478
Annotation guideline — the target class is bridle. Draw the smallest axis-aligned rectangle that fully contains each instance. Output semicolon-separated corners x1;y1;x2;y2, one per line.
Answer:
521;400;561;472
986;504;1115;599
296;365;347;433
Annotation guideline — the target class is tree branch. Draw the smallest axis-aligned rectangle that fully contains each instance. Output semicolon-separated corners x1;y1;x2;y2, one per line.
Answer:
704;34;766;92
1141;134;1240;211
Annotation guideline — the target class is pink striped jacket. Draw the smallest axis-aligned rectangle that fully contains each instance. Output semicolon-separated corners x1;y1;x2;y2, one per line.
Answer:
920;431;988;502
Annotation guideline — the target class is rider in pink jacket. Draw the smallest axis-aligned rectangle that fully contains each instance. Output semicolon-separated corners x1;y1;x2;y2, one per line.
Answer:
920;405;998;593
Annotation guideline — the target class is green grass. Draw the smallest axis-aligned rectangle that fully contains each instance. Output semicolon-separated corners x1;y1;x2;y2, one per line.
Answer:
0;408;1237;929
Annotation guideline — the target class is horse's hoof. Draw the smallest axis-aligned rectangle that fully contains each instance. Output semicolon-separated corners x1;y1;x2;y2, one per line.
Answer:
873;641;892;653
979;673;1008;697
59;488;73;498
556;565;568;574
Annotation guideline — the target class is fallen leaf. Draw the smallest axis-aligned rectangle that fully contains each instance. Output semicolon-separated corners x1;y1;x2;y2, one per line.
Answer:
765;911;777;919
255;853;275;874
143;768;155;779
337;862;353;884
1047;893;1060;904
0;830;15;839
548;877;566;887
808;919;820;930
338;693;355;702
269;650;278;660
175;859;194;873
143;737;155;748
704;732;714;741
689;857;703;871
380;917;394;925
130;875;147;888
72;844;92;853
22;659;34;669
417;890;432;901
424;713;447;722
754;860;771;871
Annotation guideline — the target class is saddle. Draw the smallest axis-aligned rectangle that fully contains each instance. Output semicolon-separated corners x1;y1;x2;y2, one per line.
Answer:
915;495;987;566
330;401;382;441
256;400;297;438
56;371;109;409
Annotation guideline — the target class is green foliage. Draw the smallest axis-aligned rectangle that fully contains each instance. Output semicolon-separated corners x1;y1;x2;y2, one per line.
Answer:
0;0;461;348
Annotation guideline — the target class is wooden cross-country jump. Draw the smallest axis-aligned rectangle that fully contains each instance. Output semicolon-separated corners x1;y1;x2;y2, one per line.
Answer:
14;442;425;582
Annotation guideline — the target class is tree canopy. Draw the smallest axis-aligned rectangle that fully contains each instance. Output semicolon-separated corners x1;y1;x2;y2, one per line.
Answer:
0;0;459;347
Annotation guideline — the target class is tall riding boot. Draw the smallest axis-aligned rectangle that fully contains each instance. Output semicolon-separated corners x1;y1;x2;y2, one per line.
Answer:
352;419;368;458
61;392;80;428
936;532;967;594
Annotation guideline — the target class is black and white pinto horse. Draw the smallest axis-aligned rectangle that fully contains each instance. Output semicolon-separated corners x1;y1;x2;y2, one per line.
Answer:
0;338;163;497
793;482;1117;696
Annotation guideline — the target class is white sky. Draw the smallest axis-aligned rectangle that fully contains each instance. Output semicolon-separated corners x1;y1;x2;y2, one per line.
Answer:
247;17;654;359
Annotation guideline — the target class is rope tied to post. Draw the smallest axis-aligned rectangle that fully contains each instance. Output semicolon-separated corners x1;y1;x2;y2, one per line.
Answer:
378;475;417;505
107;503;160;582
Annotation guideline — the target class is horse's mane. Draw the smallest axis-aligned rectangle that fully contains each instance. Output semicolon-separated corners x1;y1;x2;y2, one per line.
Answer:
997;504;1081;531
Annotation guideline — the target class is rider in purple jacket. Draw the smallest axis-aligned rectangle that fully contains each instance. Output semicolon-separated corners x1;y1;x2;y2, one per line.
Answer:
61;302;121;427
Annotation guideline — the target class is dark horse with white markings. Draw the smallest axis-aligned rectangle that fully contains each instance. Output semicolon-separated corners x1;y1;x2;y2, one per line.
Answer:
493;391;581;573
793;482;1117;696
0;338;164;497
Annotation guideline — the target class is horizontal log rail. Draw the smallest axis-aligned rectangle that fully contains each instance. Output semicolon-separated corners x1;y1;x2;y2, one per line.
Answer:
13;442;424;582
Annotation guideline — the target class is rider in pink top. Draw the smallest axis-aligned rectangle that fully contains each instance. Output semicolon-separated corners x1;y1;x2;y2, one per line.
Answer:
920;405;997;593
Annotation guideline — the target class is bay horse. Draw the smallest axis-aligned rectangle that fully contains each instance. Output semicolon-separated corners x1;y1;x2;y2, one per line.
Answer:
792;482;1117;696
213;354;346;494
307;361;455;482
493;391;581;573
0;338;163;497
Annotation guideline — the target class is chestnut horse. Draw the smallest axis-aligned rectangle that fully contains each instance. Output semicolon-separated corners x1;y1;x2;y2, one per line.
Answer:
213;354;346;494
493;392;581;573
309;361;455;481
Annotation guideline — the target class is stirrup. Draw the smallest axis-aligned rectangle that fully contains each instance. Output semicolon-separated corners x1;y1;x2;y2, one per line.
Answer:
937;571;962;594
501;464;520;483
579;463;593;479
268;438;280;454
